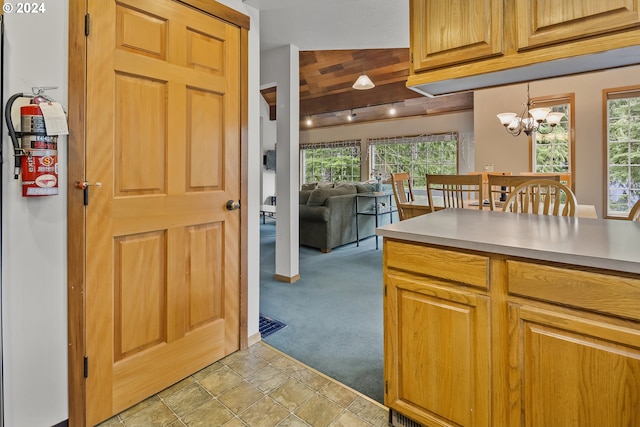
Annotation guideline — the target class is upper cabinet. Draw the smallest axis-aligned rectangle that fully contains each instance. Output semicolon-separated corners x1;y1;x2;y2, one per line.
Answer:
516;0;640;50
411;0;503;72
408;0;640;96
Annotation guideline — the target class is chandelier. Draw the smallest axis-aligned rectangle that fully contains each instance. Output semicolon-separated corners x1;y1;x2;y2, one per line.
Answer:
496;83;564;136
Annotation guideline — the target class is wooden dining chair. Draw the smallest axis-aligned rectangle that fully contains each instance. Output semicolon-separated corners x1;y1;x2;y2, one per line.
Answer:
519;172;571;189
502;178;577;216
628;199;640;221
391;172;430;220
487;174;559;211
426;174;483;211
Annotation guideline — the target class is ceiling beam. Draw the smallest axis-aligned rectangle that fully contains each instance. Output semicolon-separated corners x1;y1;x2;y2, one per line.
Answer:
300;81;423;116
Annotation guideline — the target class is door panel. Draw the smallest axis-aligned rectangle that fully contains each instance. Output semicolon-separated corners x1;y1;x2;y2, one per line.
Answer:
84;0;241;424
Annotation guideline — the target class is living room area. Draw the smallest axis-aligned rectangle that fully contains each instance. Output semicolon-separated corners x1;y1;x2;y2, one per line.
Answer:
252;0;640;416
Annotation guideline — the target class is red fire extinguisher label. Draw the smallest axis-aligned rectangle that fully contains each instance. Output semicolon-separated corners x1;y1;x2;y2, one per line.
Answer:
21;150;58;196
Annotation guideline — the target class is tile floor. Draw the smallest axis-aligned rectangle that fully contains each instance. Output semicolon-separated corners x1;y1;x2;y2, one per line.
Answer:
97;342;389;427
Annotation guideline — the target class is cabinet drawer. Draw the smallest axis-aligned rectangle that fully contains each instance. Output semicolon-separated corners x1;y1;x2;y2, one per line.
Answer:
385;240;489;289
507;260;640;321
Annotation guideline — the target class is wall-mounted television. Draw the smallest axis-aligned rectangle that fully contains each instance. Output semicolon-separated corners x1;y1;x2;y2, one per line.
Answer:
263;150;276;171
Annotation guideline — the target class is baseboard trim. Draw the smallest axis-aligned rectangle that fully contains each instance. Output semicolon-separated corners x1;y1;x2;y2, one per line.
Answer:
273;273;300;283
52;420;68;427
247;331;261;346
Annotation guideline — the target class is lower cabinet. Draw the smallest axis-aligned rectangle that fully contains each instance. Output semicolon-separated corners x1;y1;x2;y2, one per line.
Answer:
384;240;491;427
508;303;640;427
383;239;640;427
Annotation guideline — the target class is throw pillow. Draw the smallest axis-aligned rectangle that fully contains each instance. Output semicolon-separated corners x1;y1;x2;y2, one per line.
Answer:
301;182;318;191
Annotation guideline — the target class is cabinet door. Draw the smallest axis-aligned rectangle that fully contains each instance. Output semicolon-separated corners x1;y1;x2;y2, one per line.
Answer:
385;272;490;427
410;0;503;72
516;0;640;50
508;304;640;427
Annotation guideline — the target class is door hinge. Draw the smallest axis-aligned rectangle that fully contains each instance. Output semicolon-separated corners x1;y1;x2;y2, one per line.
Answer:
384;284;387;297
385;380;389;394
84;356;89;378
85;13;90;36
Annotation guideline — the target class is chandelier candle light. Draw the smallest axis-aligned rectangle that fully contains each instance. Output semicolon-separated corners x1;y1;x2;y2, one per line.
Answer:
496;83;564;136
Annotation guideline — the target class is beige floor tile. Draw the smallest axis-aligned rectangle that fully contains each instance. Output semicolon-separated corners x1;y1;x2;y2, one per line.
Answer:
218;382;265;413
238;396;289;427
320;382;359;408
290;369;330;392
163;382;213;418
223;417;249;426
96;416;123;426
121;399;178;427
104;342;389;427
268;378;315;411
267;355;308;377
158;376;196;398
192;361;225;381
248;343;282;362
180;399;235;427
273;414;312;427
226;354;270;378
246;364;290;394
199;366;245;397
329;411;372;427
347;397;389;427
118;395;162;420
294;395;345;427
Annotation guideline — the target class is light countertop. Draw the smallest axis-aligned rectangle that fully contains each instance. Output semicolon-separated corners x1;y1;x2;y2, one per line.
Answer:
376;209;640;274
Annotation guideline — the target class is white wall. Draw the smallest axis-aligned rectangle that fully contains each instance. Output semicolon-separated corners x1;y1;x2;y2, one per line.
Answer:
215;0;262;345
2;3;69;426
300;111;476;178
1;1;261;425
474;64;640;218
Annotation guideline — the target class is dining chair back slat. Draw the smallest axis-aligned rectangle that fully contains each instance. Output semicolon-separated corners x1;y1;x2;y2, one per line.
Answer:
427;174;483;211
487;174;560;211
392;172;431;220
502;178;577;216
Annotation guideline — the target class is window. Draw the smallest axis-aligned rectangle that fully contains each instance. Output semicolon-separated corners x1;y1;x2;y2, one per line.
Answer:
605;87;640;218
530;94;574;188
300;139;361;183
368;133;458;189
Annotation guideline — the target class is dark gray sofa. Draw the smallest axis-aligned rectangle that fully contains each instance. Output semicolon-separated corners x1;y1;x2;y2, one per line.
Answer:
299;182;377;252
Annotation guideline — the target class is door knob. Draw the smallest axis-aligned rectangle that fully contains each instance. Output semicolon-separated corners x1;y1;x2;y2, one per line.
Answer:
226;200;240;211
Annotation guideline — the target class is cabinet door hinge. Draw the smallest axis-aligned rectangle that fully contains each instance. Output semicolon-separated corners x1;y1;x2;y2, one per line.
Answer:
385;380;389;394
85;13;90;36
84;356;89;378
384;285;387;297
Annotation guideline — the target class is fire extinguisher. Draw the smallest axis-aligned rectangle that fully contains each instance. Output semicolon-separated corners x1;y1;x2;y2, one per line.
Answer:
4;89;60;196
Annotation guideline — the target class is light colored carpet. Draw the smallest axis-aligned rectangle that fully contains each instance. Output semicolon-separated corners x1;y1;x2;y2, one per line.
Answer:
259;222;384;403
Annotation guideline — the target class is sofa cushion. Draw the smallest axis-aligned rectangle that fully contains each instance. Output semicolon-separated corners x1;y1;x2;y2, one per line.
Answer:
299;189;313;204
356;183;377;193
306;185;357;206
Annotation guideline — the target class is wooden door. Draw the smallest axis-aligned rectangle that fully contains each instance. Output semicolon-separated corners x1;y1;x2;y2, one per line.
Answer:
78;1;244;424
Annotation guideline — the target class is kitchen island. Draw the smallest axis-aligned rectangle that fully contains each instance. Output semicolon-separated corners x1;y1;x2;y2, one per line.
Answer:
377;209;640;427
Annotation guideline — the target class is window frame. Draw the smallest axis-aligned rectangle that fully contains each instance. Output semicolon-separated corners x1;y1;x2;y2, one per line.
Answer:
603;85;640;219
299;139;363;184
367;132;459;190
528;93;575;192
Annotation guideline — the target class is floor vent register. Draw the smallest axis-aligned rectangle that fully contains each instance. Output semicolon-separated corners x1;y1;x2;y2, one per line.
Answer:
258;314;287;338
